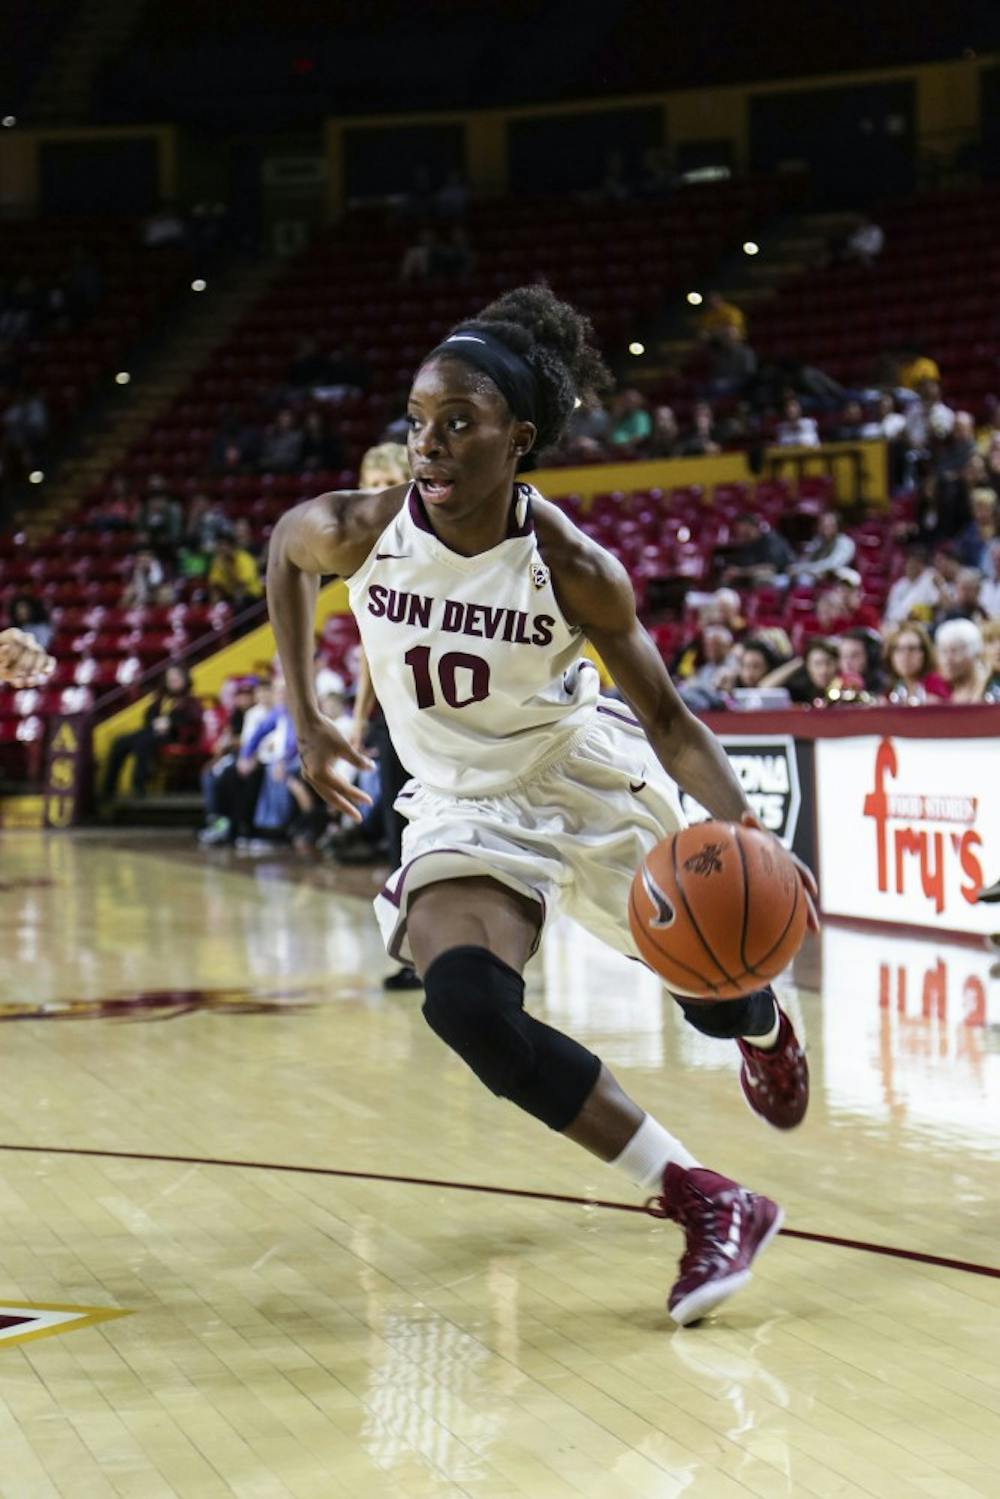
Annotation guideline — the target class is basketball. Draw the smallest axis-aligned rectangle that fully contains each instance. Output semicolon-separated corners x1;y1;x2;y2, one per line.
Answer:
628;821;808;999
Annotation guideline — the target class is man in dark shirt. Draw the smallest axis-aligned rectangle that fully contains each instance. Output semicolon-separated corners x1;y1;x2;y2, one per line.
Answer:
720;513;793;587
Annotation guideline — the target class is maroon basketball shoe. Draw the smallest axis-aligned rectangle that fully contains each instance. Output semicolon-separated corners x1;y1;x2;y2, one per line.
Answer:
649;1163;784;1326
737;1005;809;1129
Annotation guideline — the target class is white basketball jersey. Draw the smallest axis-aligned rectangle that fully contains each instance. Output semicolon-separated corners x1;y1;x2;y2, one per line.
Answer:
347;484;599;796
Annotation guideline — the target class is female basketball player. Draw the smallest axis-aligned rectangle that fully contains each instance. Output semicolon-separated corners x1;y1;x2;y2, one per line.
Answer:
267;287;818;1326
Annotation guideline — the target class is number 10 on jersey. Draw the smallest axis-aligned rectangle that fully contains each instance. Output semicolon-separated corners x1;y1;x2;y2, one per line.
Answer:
404;646;490;710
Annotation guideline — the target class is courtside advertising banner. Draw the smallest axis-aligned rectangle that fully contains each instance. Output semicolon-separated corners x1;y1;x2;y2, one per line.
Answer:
816;735;997;936
680;734;806;851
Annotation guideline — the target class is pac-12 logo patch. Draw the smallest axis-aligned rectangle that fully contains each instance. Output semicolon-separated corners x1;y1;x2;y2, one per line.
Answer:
531;561;550;590
641;865;676;928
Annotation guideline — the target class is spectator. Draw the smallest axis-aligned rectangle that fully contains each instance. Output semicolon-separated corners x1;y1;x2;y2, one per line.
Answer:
770;638;840;705
903;377;955;451
122;545;166;608
259;408;304;472
238;682;316;847
643;404;679;459
207;536;263;609
837;628;884;695
676;400;721;457
975;396;1000;456
883;545;942;623
956;489;998;570
185;491;230;551
734;637;781;688
679;625;735;698
8;595;53;650
140;480;183;547
699;291;746;341
831;399;866;442
199;678;276;845
563;398;611;459
232;517;261;563
775;396;819;448
720;513;792;587
937;567;987;626
935;618;988;702
896;348;941;392
981;542;1000;618
399;228;439;283
861;391;906;442
101;664;201;802
883;622;950;704
982;619;1000;701
197;677;257;843
210;407;259;470
609;389;651;450
705;325;757;395
2;385;49;460
300;409;345;473
794;510;856;583
358;442;409;490
835;568;881;630
844;217;885;266
432;226;475;281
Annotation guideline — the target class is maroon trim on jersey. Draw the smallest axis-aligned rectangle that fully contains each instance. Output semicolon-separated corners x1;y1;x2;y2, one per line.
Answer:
407;484;534;542
596;702;642;730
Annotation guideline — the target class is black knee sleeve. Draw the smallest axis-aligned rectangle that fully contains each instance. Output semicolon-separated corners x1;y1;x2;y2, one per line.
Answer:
676;985;776;1039
421;945;601;1131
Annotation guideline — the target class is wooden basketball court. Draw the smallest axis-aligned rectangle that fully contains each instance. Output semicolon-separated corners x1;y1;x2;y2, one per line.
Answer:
1;828;998;1498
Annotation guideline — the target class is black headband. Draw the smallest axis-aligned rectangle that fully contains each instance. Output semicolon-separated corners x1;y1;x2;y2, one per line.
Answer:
424;326;539;423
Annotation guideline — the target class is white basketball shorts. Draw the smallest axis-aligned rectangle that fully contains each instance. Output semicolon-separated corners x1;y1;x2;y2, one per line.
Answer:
374;703;685;964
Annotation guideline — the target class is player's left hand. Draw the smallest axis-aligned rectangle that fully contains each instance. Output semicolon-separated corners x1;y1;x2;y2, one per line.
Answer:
0;627;56;688
741;810;819;931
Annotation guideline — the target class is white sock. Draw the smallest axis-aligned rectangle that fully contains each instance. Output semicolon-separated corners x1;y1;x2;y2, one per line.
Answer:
741;997;780;1051
610;1114;700;1192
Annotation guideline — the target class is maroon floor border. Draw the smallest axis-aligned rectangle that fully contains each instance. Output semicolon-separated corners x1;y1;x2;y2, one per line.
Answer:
1;1142;997;1283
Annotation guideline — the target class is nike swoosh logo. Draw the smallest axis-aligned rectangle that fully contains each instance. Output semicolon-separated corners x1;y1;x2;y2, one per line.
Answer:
375;552;411;561
629;780;646;794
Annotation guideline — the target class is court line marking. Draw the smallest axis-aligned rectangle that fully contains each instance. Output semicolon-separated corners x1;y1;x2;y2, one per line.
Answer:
0;1142;997;1283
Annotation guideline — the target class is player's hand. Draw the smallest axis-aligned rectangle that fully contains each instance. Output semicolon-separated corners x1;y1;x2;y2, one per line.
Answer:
740;810;819;931
297;714;374;822
346;714;370;756
0;628;56;688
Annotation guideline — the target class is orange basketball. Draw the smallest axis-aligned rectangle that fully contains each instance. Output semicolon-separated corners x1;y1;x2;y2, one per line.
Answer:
628;821;808;999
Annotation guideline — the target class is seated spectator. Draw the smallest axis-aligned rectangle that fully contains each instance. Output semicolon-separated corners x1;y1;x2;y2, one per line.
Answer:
185;491;230;551
705;325;757;395
434;170;469;220
432;226;475;281
937;567;987;626
935;618;988;702
101;664;201;802
197;677;258;843
139;480;183;547
399;228;439;283
883;622;950;704
677;624;735;706
232;517;262;564
7;595;52;650
831;400;866;442
563;398;611;460
956;488;998;570
896;347;941;393
861;391;906;442
209;407;259;470
844;217;885;266
702;586;747;635
676;399;721;457
767;638;840;705
720;513;792;587
734;637;783;689
643;404;679;459
199;678;276;845
982;619;1000;702
981;542;1000;618
699;291;746;341
238;682;316;847
775;396;819;448
359;442;409;490
208;536;263;610
834;568;881;630
837;628;885;696
975;396;1000;456
259;408;304;472
300;409;346;472
903;377;955;458
794;510;856;584
883;545;942;623
122;545;166;608
609;389;651;450
1;385;49;467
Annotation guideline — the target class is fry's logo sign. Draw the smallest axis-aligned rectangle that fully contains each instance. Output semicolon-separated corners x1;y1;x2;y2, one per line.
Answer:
862;739;983;914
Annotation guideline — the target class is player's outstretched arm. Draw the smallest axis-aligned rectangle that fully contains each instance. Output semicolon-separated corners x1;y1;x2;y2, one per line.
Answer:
545;522;819;922
266;488;402;819
0;628;55;688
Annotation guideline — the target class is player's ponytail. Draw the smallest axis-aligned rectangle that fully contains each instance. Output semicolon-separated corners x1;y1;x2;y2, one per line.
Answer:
453;285;612;457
